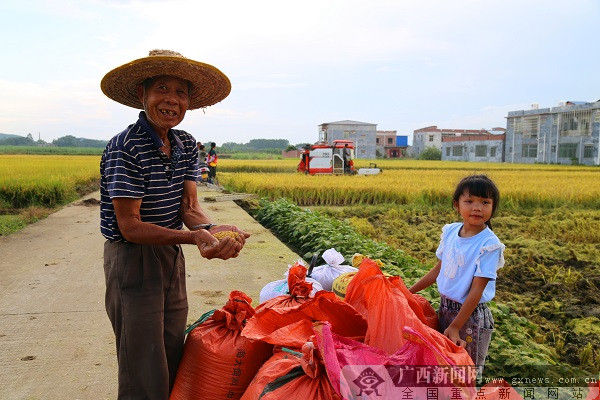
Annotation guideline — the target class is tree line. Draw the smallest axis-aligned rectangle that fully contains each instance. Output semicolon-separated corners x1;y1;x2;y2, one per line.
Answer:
0;134;309;153
0;134;107;148
213;139;309;154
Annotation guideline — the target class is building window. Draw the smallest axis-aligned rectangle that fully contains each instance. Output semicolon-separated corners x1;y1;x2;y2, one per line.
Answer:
446;147;451;156
521;144;537;158
558;143;578;158
583;145;594;158
376;138;380;144
475;145;487;157
560;110;593;136
522;116;539;138
428;135;434;142
452;146;463;156
551;145;556;153
490;147;496;157
513;117;522;134
387;137;393;144
343;131;350;139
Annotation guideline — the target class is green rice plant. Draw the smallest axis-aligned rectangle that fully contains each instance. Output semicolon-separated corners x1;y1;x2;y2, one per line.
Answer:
578;343;594;368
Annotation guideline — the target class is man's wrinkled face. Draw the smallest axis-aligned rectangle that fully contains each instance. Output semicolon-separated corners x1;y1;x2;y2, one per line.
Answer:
137;75;190;135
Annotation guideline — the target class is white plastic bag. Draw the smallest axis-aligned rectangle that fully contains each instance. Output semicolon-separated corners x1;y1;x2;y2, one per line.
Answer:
308;248;358;291
259;261;324;303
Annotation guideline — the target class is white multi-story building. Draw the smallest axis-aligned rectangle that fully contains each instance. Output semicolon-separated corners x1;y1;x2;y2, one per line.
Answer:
412;126;506;159
505;100;600;165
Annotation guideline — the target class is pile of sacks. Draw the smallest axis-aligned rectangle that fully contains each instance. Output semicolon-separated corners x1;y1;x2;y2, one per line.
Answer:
170;249;514;400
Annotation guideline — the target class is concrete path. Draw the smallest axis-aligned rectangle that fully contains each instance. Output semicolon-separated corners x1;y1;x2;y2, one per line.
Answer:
0;186;299;400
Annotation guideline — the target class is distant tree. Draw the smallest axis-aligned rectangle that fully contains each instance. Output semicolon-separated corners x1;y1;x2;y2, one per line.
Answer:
0;136;36;146
52;135;107;148
419;146;442;160
285;145;297;151
218;139;291;154
53;135;80;147
78;138;108;148
26;133;34;140
247;139;289;150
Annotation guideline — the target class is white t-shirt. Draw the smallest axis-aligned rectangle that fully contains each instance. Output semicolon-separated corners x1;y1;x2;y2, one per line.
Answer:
435;222;505;304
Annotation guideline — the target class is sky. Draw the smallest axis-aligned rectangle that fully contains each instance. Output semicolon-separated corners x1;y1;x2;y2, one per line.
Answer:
1;0;598;146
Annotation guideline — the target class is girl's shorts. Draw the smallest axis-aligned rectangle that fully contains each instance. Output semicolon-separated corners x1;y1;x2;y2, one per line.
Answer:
437;295;494;376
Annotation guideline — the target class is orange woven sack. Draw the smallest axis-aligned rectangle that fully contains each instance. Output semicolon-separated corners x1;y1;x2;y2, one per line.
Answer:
169;291;273;400
243;290;367;349
240;342;341;400
388;275;439;329
344;258;472;367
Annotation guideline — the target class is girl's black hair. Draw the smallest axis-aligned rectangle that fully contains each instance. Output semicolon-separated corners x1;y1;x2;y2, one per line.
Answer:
452;174;500;230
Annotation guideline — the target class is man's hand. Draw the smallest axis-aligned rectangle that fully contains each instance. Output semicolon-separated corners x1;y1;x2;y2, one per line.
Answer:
190;225;250;260
211;225;250;245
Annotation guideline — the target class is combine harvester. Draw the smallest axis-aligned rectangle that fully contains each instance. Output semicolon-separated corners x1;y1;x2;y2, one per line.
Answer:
297;140;381;175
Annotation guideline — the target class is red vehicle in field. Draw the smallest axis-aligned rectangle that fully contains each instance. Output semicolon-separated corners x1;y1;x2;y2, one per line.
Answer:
297;140;356;175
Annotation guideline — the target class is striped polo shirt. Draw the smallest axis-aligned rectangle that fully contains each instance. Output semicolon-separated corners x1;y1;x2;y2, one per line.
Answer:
100;111;199;241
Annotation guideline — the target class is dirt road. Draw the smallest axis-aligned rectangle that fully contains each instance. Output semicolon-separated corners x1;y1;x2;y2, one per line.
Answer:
0;186;299;400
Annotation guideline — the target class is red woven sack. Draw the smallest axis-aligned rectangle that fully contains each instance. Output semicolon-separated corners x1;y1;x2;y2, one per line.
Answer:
169;291;273;400
313;322;477;400
240;342;341;400
256;263;314;311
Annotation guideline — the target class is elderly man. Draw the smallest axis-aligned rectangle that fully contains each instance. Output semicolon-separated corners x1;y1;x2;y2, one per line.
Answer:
100;50;249;399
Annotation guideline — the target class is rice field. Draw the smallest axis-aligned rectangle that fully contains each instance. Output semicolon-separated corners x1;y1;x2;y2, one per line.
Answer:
219;167;600;208
218;158;600;173
0;155;100;208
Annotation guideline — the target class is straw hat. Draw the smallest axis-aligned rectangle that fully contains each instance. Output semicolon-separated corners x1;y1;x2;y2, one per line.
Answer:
101;49;231;110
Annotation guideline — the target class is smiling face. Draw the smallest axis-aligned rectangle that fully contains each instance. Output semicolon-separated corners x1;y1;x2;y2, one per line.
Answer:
454;190;494;235
137;75;191;138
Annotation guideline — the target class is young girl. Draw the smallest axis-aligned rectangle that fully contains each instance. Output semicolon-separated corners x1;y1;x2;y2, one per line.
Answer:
409;174;505;376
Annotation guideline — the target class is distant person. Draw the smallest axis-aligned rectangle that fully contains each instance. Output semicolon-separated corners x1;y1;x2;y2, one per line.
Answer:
198;143;208;163
99;49;250;399
196;143;209;183
343;143;350;173
207;142;218;183
409;175;505;378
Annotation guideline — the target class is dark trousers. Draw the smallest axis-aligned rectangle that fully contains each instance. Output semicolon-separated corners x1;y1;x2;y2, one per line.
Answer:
208;165;217;182
103;241;188;400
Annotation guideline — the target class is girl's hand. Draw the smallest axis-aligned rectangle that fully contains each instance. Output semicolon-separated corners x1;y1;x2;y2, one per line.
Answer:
444;326;466;348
